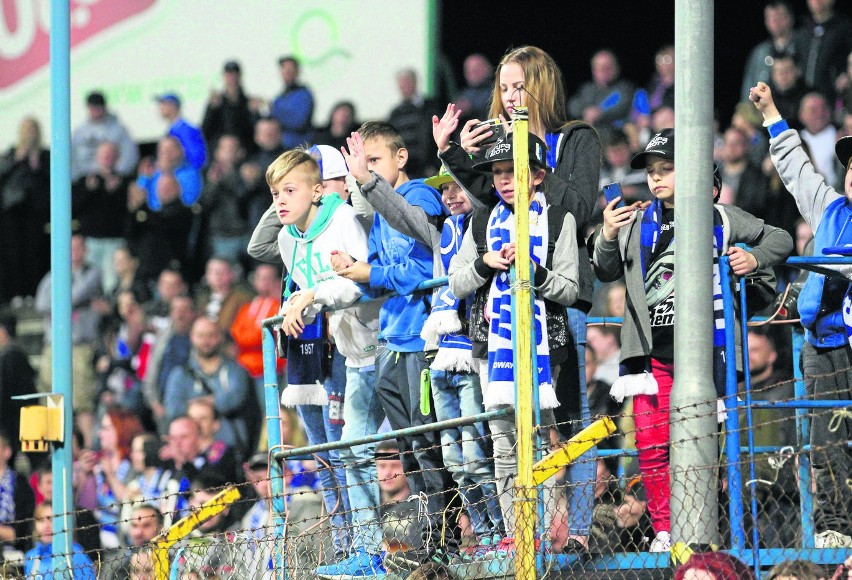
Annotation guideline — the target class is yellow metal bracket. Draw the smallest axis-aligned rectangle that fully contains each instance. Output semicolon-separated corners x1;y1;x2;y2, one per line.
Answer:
532;417;618;485
15;393;64;452
152;485;241;579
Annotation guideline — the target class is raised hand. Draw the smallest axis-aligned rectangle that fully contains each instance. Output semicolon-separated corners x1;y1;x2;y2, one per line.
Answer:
748;82;780;120
432;103;462;153
341;132;371;184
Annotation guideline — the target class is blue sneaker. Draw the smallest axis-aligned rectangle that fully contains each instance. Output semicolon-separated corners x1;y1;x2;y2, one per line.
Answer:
314;549;386;579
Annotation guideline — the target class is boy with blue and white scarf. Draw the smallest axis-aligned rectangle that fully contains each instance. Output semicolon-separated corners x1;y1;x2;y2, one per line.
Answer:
448;132;580;545
420;166;505;551
593;128;793;552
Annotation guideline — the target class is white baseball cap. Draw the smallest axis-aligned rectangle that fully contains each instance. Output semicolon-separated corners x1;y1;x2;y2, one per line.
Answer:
308;144;348;180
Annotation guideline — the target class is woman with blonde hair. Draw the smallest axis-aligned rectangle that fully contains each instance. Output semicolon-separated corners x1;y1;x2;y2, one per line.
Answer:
435;44;601;554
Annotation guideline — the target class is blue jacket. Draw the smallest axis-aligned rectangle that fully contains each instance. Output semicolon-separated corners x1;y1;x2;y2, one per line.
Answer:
271;84;314;150
24;542;96;579
768;125;851;348
168;118;207;170
798;196;851;348
137;162;202;209
367;179;444;351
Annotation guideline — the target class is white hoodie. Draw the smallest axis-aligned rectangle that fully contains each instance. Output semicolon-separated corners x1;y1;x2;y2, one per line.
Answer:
276;200;380;368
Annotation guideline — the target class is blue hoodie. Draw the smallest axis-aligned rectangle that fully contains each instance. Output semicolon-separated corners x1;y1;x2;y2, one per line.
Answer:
367;179;445;351
24;542;96;579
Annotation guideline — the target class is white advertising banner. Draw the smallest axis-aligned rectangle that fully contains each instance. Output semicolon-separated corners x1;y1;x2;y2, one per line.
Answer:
0;0;436;149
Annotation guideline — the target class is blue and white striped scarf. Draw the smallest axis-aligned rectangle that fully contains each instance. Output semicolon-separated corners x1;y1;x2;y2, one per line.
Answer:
485;191;559;410
0;469;15;524
422;214;476;372
611;199;727;402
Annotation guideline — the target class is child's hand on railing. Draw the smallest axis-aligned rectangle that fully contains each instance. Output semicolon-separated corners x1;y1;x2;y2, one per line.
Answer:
330;250;355;272
726;246;759;276
280;290;315;338
338;261;371;283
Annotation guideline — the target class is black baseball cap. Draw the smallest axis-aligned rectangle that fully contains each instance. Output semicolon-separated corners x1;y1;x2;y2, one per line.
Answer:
630;128;674;169
86;91;106;107
223;60;241;73
836;136;852;169
472;132;549;172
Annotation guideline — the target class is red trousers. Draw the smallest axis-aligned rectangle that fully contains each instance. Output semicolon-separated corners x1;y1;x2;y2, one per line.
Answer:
633;357;673;534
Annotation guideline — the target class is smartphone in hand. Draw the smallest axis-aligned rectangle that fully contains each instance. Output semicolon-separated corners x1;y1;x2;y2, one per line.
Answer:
603;182;626;209
474;118;507;145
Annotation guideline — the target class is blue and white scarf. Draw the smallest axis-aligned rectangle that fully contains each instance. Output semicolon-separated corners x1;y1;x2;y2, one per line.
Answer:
422;214;476;372
280;316;328;407
611;199;727;404
485;190;559;410
0;469;15;524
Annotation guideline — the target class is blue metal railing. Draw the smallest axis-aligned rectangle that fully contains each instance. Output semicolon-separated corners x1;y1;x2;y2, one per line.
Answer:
260;255;852;577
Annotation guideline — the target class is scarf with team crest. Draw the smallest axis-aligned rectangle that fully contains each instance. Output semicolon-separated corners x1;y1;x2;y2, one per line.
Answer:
610;199;727;408
485;190;559;410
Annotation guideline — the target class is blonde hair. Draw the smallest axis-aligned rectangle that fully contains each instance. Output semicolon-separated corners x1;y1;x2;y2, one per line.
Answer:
265;149;321;190
357;121;406;156
489;46;568;134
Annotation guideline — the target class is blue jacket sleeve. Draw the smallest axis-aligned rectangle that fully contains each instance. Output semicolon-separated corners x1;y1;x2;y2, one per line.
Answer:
214;362;251;416
367;186;440;296
163;367;188;421
169;122;208;170
369;250;433;296
175;165;202;206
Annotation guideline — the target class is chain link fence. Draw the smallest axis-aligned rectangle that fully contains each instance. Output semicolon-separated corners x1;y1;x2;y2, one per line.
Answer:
6;362;848;579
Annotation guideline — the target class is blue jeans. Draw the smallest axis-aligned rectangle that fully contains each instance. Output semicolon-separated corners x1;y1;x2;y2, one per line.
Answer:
295;349;351;557
338;364;385;555
564;307;596;536
430;369;504;540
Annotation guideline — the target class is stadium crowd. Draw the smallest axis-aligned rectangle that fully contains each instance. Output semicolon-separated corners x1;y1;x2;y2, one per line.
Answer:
0;0;851;577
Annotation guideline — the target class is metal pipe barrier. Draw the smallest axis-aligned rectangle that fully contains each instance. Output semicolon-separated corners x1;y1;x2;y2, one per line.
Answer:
254;254;852;578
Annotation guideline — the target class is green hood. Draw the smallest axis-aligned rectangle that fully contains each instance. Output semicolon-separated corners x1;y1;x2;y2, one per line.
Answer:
284;192;345;242
282;193;345;298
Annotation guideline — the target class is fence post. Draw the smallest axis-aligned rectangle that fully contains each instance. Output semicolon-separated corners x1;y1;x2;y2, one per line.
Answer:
720;257;746;549
511;108;536;580
670;0;720;549
49;1;76;576
262;323;288;578
792;326;815;549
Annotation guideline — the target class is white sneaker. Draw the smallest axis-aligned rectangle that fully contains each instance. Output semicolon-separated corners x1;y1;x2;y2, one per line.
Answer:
649;531;672;553
815;530;852;548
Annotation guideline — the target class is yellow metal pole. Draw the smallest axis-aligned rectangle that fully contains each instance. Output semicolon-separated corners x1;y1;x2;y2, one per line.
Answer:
153;486;242;579
511;108;536;580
